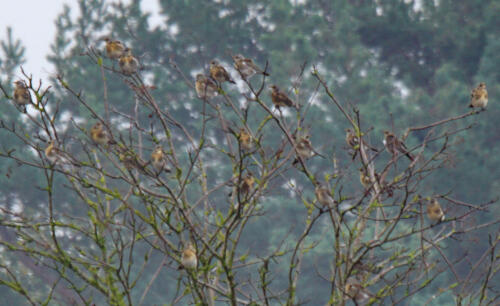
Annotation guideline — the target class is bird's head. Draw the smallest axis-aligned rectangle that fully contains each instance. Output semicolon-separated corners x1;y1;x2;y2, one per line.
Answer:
196;74;205;81
14;80;26;88
233;54;244;61
210;60;219;67
479;82;486;88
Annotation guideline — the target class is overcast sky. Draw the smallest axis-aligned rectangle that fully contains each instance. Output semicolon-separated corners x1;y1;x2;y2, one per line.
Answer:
0;0;160;81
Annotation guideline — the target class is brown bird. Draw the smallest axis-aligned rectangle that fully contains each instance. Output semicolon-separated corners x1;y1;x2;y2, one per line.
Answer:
209;60;235;84
195;74;218;99
104;37;125;59
44;140;79;168
469;82;488;108
293;135;322;165
345;128;359;149
13;80;31;111
238;128;253;151
270;85;296;110
359;168;372;190
232;54;269;79
427;198;445;223
119;149;148;173
90;122;115;146
119;48;139;75
179;242;197;270
240;172;255;197
383;131;414;161
315;183;334;207
150;145;170;173
345;280;372;303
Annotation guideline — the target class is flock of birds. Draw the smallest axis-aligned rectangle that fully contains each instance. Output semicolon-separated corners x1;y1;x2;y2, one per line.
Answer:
8;37;490;271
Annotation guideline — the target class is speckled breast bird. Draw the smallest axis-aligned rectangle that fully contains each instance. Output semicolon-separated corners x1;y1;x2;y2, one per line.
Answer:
315;183;334;207
44;140;79;168
232;54;269;79
469;82;488;108
270;85;296;110
90;122;115;146
150;145;170;173
13;80;31;110
427;198;445;223
180;243;197;270
359;168;372;189
238;128;253;151
345;128;359;149
209;60;235;84
240;172;255;197
119;48;139;75
383;131;414;161
293;135;315;165
104;37;125;60
195;74;218;99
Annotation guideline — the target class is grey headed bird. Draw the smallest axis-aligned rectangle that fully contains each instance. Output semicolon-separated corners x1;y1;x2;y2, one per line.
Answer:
232;54;269;79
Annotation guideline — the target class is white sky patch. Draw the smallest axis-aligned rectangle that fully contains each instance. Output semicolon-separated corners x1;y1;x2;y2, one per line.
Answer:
139;0;165;30
394;80;410;99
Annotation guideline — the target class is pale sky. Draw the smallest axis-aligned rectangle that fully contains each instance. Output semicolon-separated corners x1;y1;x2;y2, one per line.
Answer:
0;0;160;81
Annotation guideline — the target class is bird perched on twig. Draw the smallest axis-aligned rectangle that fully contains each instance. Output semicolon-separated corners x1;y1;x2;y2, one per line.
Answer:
427;198;445;223
179;242;197;270
13;80;31;111
104;37;125;60
383;131;414;161
345;280;373;303
119;48;139;75
118;149;148;173
293;135;322;165
469;82;488;109
238;128;253;151
359;168;372;190
44;140;80;169
90;122;116;146
195;74;218;99
150;145;170;173
270;85;297;110
315;182;335;207
240;172;255;197
210;60;235;84
346;128;378;160
232;54;269;79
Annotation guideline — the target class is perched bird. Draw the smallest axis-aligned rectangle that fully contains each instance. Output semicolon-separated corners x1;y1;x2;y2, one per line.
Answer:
44;140;79;168
427;198;445;223
383;131;414;161
119;48;139;75
469;82;488;108
270;85;296;110
209;60;236;84
345;128;359;149
180;243;197;270
359;168;372;190
232;54;269;79
345;280;372;303
150;145;170;173
195;74;218;99
118;148;148;173
240;172;255;197
104;37;125;59
90;122;115;146
315;183;335;207
13;80;31;111
293;135;317;165
238;128;253;151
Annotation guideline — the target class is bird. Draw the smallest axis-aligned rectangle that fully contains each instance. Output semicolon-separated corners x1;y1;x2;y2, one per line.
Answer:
150;145;170;173
240;172;255;197
427;198;445;223
209;60;236;84
315;183;335;207
104;37;125;59
118;149;148;173
345;280;372;303
179;242;197;270
293;135;319;165
195;74;219;99
44;140;79;168
13;80;31;111
238;128;253;151
345;128;359;149
119;48;139;75
383;131;414;161
90;122;115;146
469;82;488;108
270;85;296;110
232;54;269;79
359;168;372;190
